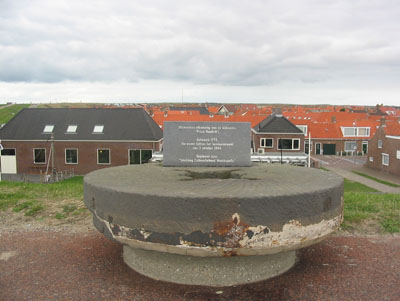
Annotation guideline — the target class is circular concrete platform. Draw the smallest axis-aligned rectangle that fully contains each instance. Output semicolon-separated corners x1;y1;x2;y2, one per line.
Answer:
84;164;343;285
123;246;296;287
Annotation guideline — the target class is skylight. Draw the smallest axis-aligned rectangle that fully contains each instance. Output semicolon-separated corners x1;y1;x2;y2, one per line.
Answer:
43;125;54;133
93;125;104;133
66;125;77;133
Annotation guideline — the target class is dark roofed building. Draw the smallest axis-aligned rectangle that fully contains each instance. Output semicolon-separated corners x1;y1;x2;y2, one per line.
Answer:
0;108;163;178
0;108;163;141
254;114;304;134
169;106;210;115
252;114;305;155
217;105;237;115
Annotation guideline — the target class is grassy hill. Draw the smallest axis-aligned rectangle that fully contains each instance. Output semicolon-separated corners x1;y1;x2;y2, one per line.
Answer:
0;104;30;125
37;103;105;108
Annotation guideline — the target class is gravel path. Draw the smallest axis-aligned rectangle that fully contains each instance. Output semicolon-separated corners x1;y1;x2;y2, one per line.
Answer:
1;230;399;300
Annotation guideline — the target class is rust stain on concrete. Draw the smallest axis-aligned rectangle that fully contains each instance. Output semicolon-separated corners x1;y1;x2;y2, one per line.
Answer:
93;209;343;257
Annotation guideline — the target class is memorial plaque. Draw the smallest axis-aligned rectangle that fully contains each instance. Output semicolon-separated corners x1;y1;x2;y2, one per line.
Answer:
163;121;251;167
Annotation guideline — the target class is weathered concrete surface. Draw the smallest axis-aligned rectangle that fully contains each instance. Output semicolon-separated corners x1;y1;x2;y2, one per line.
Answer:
84;164;344;257
123;246;296;287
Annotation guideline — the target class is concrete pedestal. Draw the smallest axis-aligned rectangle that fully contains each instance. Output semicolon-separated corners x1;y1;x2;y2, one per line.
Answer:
84;164;344;286
123;246;296;287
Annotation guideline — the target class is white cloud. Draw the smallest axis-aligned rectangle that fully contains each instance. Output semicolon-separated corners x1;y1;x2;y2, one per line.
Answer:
0;0;399;104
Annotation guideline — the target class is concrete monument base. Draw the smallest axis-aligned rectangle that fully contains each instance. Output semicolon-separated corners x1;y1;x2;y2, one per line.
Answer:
123;246;296;287
84;164;343;286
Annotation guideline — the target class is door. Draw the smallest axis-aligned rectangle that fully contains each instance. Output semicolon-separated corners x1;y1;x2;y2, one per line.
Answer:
316;143;321;155
1;149;17;174
129;149;153;164
323;144;336;155
304;141;312;155
362;141;368;154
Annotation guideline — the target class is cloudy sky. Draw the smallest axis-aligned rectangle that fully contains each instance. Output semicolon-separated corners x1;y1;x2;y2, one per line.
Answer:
1;0;399;105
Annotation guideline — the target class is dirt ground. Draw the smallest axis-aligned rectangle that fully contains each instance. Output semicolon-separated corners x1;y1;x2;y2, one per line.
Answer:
1;227;399;301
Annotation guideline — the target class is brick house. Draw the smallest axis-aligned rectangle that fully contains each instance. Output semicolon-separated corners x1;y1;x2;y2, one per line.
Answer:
252;114;305;154
0;108;163;177
287;116;378;156
366;121;400;176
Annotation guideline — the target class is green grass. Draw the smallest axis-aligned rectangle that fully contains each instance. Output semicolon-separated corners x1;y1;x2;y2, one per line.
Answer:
0;176;84;212
13;201;34;212
63;204;77;213
12;200;44;216
25;205;44;216
55;213;66;219
0;104;30;124
343;184;400;233
380;214;400;233
0;192;29;210
352;170;400;187
344;179;379;193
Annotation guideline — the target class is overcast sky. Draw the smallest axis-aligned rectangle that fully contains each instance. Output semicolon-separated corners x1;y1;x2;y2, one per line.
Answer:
1;0;399;105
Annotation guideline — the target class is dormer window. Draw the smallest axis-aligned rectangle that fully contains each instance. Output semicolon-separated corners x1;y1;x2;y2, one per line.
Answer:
93;125;104;134
342;127;370;137
296;125;308;136
66;125;77;133
43;125;54;133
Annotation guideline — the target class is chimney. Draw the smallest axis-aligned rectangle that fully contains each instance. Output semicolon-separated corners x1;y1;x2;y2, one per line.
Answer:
331;116;336;123
273;107;282;115
380;117;386;127
164;111;168;117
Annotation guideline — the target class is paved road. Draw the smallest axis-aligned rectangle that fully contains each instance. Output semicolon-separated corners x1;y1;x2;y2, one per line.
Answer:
1;231;399;301
313;155;400;194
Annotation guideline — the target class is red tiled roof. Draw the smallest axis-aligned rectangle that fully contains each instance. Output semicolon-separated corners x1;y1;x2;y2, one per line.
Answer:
385;123;400;136
152;112;266;129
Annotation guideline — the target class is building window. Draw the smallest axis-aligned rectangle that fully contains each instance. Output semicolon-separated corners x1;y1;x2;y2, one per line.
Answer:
357;128;369;136
296;125;308;136
277;139;300;150
93;125;104;134
97;149;110;164
345;141;357;152
66;125;78;133
129;149;153;164
382;153;389;166
65;149;78;164
378;140;383;148
43;125;54;133
34;148;46;164
260;138;273;148
397;150;400;160
1;148;16;156
342;127;370;137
